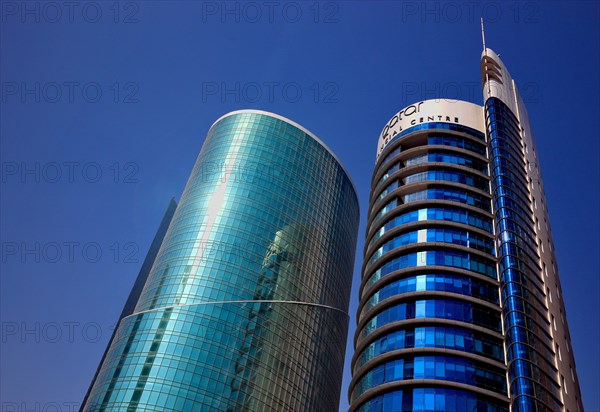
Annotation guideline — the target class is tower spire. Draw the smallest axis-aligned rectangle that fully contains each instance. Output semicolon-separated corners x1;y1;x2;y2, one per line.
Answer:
481;17;486;51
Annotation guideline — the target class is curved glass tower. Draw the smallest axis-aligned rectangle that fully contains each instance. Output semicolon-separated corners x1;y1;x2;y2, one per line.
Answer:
350;100;508;412
482;48;583;412
350;47;583;412
83;110;359;411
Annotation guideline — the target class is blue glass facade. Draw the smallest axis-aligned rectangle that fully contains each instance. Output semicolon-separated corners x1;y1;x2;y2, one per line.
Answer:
82;110;359;411
356;388;508;412
82;198;178;409
351;113;508;412
353;54;583;410
480;46;582;412
485;97;562;411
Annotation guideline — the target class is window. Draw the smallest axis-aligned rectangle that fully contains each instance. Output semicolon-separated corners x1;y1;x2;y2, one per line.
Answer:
556;343;562;361
552;315;557;331
546;287;552;303
544;263;548;277
562;375;567;394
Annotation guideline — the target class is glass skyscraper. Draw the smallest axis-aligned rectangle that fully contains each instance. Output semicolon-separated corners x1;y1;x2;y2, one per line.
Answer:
82;110;359;411
349;49;583;412
81;198;178;409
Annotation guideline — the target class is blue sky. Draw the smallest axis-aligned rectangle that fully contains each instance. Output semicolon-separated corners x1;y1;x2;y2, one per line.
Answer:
1;1;598;411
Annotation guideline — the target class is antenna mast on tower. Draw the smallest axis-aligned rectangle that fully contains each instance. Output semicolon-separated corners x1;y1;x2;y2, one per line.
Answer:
481;17;486;51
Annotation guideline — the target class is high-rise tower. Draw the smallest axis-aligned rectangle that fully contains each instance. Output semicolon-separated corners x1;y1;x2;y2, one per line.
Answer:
81;198;178;409
82;110;360;411
482;47;582;412
350;50;583;411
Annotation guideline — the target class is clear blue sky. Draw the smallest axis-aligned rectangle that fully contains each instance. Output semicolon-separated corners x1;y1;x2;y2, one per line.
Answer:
1;1;598;411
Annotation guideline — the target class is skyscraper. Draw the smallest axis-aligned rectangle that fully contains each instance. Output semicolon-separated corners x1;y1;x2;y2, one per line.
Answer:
81;198;178;409
349;48;583;411
82;110;359;411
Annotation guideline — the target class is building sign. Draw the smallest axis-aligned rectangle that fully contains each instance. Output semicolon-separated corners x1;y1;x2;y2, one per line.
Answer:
377;99;485;160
